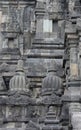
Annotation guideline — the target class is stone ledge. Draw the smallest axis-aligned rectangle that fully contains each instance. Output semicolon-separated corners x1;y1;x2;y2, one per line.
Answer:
0;129;24;130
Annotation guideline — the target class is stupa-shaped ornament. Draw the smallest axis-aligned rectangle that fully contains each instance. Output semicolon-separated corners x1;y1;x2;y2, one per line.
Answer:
9;60;28;92
42;106;62;130
42;61;62;96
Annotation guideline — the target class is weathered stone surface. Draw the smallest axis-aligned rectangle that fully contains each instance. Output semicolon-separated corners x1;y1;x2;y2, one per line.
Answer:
0;0;81;130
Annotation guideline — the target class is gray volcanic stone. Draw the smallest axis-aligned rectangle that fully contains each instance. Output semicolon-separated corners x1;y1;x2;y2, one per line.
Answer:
0;0;81;130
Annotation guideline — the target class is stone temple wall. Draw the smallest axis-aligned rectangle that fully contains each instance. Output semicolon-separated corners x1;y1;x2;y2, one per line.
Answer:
0;0;81;130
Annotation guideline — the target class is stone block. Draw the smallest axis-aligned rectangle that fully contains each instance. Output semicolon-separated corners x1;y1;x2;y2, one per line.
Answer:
70;63;78;77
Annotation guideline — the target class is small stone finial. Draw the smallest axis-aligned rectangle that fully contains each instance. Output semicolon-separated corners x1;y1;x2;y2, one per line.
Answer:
16;59;24;72
47;106;56;118
43;105;62;130
47;60;57;72
49;106;54;112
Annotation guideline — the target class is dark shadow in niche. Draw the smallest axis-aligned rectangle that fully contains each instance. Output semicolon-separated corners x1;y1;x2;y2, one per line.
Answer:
8;38;14;48
52;20;58;33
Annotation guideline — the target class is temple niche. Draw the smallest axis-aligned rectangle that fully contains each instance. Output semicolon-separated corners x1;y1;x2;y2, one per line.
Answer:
35;0;65;42
0;6;21;55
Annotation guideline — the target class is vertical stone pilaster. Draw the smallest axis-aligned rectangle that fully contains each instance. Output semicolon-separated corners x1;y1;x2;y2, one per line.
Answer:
69;103;81;130
63;32;81;130
70;45;78;78
78;32;81;77
67;34;78;79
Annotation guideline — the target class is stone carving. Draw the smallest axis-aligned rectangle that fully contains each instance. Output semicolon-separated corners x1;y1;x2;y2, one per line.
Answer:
7;91;35;105
60;103;69;122
74;0;81;13
7;106;22;121
42;61;63;97
47;0;64;14
0;106;5;117
7;59;36;107
7;6;20;32
49;0;60;11
0;62;9;72
0;106;6;127
9;60;27;91
39;61;63;119
25;120;40;130
2;39;8;49
0;0;81;130
0;76;6;91
23;6;35;31
42;106;62;130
